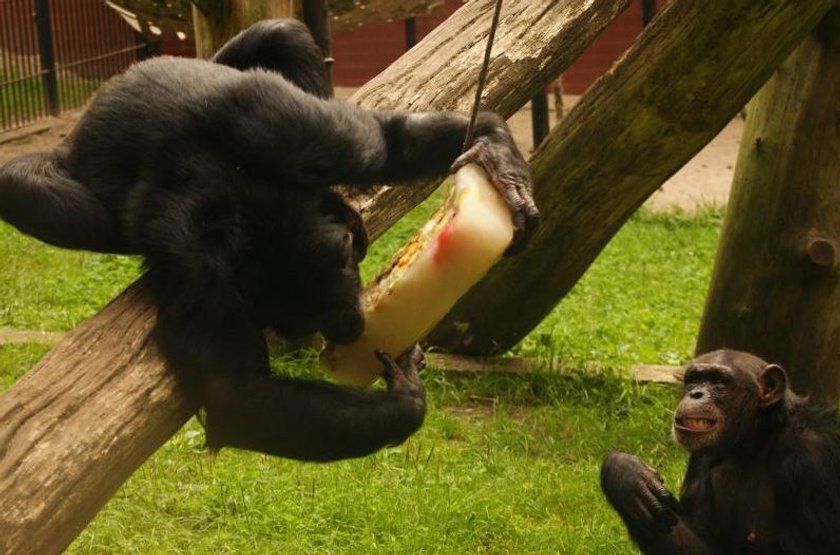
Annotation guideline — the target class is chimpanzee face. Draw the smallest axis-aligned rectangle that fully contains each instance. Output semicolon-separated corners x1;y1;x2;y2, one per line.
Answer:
673;350;788;453
673;362;753;452
241;193;367;345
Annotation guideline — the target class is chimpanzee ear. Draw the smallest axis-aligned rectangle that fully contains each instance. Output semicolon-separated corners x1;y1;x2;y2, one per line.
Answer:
758;364;787;407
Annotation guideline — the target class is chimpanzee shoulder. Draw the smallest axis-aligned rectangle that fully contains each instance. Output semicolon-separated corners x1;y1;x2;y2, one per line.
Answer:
773;402;840;554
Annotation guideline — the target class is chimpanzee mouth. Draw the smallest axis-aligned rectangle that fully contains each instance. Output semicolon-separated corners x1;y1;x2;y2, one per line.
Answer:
674;417;717;433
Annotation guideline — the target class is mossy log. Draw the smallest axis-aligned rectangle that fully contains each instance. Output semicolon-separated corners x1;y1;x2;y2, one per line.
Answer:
428;0;838;355
696;9;840;403
0;1;628;552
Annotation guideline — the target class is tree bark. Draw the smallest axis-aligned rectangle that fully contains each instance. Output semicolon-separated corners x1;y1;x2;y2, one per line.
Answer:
0;282;195;555
0;2;628;552
428;0;838;355
192;0;296;58
695;9;840;403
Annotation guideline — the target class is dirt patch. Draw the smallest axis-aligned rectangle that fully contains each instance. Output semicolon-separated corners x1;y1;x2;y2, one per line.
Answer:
0;111;81;166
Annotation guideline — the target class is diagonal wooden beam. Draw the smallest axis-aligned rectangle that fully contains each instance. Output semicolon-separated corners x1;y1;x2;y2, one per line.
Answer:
429;0;839;355
0;2;630;552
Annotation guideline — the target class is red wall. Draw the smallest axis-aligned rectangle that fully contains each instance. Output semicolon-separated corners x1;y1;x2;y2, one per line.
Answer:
331;3;459;86
330;0;664;94
1;1;662;92
0;0;138;78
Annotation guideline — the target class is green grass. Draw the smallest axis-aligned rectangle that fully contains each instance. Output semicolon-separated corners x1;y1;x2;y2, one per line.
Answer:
1;67;101;129
0;201;722;554
0;221;141;330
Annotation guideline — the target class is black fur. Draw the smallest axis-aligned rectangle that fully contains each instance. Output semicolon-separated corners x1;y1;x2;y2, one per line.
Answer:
0;19;537;461
601;349;840;554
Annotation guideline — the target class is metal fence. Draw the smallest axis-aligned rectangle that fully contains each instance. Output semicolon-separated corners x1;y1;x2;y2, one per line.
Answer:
0;0;150;131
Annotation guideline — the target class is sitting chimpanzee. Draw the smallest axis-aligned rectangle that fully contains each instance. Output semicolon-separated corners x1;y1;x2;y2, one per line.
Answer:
0;19;538;461
601;349;840;554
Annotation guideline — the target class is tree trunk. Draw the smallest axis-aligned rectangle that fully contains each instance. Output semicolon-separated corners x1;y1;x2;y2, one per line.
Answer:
192;0;297;58
0;282;195;555
695;9;840;403
428;0;838;355
0;2;628;552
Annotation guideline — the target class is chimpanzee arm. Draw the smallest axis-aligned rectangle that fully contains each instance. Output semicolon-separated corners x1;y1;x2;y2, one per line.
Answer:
151;268;425;462
213;17;537;242
228;92;539;253
601;452;717;555
0;148;131;253
202;347;425;461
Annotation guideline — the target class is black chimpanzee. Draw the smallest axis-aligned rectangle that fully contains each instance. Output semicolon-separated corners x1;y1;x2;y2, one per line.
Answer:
601;349;840;554
0;19;538;462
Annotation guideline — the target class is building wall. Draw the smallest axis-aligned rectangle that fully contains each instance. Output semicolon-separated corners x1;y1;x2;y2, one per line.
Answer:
330;0;664;95
331;2;460;87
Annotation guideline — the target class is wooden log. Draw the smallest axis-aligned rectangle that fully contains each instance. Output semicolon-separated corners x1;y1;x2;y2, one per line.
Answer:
192;0;296;58
0;1;629;551
344;0;634;238
428;0;838;355
696;9;840;403
0;282;195;555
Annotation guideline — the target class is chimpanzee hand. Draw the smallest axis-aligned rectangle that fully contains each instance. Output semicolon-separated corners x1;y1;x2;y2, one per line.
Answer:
601;451;681;537
375;345;425;400
374;346;426;444
451;112;539;255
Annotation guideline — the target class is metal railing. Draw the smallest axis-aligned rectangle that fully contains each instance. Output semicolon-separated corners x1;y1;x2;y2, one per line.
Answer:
0;0;150;131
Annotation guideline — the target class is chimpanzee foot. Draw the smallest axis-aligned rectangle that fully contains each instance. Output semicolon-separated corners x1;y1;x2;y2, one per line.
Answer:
375;344;425;397
451;143;539;255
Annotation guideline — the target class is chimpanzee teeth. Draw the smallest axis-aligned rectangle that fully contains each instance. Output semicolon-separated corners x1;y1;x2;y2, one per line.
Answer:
680;418;714;431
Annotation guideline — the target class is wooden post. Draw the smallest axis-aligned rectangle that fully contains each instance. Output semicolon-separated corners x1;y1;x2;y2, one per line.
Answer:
428;0;838;355
192;0;297;59
302;0;333;94
696;9;840;403
0;1;631;551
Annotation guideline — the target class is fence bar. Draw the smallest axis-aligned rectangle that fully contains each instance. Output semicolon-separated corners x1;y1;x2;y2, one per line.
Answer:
34;0;59;115
530;92;550;150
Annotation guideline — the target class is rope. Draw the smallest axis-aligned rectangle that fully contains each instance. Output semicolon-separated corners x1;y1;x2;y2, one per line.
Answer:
463;0;504;151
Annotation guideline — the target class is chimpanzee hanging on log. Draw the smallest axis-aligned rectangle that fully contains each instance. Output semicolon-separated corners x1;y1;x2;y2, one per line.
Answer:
601;349;840;554
0;19;538;461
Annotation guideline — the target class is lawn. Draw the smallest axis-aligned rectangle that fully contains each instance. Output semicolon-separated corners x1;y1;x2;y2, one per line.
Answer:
0;198;723;553
0;66;102;131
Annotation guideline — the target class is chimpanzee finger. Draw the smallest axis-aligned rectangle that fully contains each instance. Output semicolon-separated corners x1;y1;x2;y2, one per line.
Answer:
637;491;676;534
394;344;425;390
396;344;425;370
503;181;542;255
630;499;661;538
375;349;400;389
657;488;682;516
